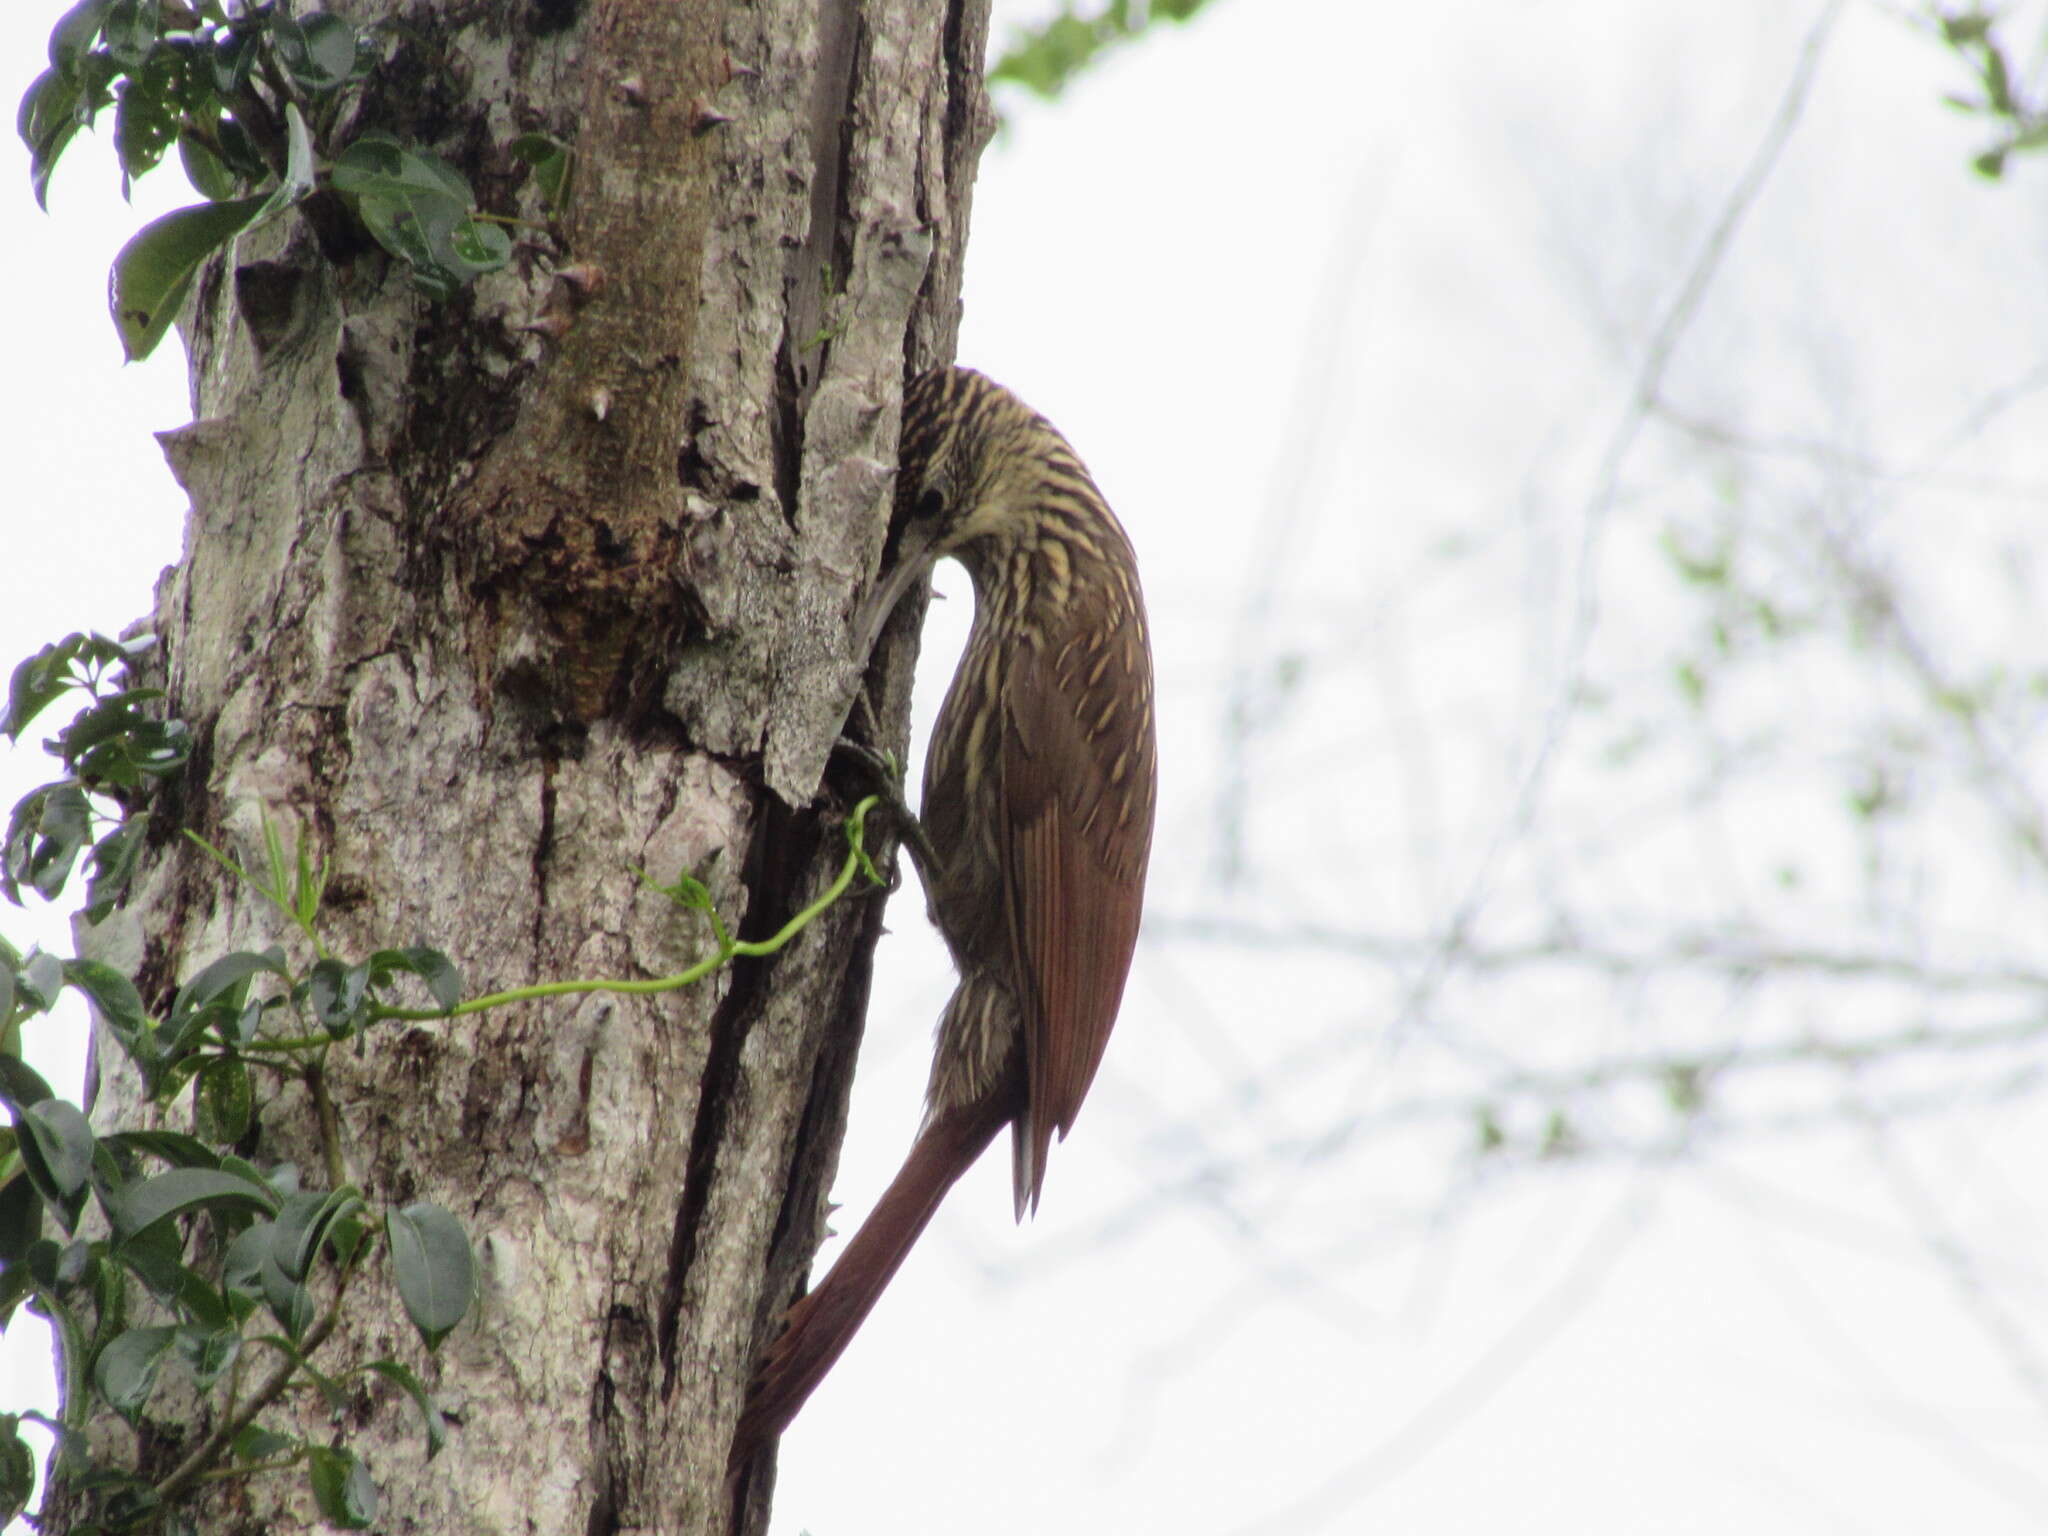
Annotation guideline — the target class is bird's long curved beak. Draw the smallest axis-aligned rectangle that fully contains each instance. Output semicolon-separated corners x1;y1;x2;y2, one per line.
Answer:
853;521;946;661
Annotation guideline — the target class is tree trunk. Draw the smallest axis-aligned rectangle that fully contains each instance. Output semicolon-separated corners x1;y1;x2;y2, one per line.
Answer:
57;1;991;1530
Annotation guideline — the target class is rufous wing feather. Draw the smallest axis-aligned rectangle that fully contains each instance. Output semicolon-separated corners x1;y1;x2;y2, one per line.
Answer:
1000;575;1157;1216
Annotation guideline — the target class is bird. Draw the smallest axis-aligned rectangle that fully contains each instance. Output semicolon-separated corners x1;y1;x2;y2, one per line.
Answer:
729;365;1157;1464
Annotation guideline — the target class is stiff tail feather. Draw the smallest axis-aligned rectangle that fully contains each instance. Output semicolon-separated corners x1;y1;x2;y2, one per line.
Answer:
729;1093;1011;1467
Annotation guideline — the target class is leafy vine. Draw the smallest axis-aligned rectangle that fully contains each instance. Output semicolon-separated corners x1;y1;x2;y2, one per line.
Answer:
0;633;883;1530
17;0;572;359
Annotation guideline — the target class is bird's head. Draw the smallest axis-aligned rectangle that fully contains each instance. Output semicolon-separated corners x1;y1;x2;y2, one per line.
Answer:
856;367;1056;654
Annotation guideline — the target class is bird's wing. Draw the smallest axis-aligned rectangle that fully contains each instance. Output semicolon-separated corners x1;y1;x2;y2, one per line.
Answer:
1000;574;1156;1216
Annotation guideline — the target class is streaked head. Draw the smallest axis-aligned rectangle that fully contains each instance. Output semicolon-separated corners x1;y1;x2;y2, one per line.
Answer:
857;367;1062;653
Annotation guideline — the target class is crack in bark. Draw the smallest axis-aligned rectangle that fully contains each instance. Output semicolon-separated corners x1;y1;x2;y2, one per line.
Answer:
658;796;824;1392
768;0;866;531
532;752;558;958
940;0;976;154
757;846;887;1279
587;1299;635;1536
769;353;805;535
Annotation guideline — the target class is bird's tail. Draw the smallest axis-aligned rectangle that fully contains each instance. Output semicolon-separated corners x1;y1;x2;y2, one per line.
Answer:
729;1093;1010;1468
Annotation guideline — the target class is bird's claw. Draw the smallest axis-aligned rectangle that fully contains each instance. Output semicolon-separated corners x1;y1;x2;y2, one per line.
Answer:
832;735;938;890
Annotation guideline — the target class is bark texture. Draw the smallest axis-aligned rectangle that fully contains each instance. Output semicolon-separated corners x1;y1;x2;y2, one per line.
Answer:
62;1;993;1531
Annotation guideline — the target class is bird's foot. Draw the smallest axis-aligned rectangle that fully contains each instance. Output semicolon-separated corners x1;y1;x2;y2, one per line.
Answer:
831;736;938;892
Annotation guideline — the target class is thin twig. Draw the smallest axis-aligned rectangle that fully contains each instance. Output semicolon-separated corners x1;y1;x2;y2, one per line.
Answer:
152;1281;348;1504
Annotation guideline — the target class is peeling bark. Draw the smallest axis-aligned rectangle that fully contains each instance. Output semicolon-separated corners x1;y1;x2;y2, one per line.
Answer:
59;2;993;1531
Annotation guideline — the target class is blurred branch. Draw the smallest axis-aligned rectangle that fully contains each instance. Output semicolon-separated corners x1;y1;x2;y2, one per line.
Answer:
1150;911;2048;994
1737;1159;2048;1516
1919;5;2048;178
1850;1082;2048;1425
1549;0;1846;766
1230;1175;1664;1535
990;0;1223;101
1016;1010;2048;1279
1315;0;1849;1105
1653;391;2048;502
1211;178;1389;887
1809;504;2048;876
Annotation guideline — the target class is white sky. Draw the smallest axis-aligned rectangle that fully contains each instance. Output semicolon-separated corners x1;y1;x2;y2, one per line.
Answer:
7;2;2048;1533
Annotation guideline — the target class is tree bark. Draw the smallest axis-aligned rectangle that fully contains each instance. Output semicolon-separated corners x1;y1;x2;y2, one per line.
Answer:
59;1;992;1530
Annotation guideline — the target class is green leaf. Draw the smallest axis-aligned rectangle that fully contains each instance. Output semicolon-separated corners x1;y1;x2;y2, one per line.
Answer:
386;1202;474;1350
272;12;361;94
214;119;266;183
109;193;266;361
209;20;260;96
415;944;463;1010
259;1242;313;1341
220;1216;272;1311
176;1320;240;1391
193;1054;252;1144
113;77;178;190
225;998;267;1048
364;1358;448;1459
82;815;150;923
99;1129;219;1170
238;1156;299;1200
170;948;289;1025
36;784;92;900
172;1260;231;1330
0;1054;56;1114
266;100;319;219
178;121;239;201
307;1445;377;1529
2;636;81;741
232;1423;295;1464
282;820;327;924
15;1098;94;1201
47;0;113;75
332;136;508;297
0;1265;33;1331
272;1186;362;1281
449;214;512;272
18;951;65;1014
324;1209;368;1268
307;958;369;1035
1983;43;2014;115
0;1413;33;1525
17;67;85;211
106;1165;276;1242
369;946;462;1011
0;1174;43;1266
93;1325;178;1422
988;0;1218;101
64;959;156;1073
54;1236;98;1290
509;131;571;209
23;1237;62;1288
104;98;309;353
64;704;192;788
100;0;159;73
5;782;94;904
119;1210;185;1297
